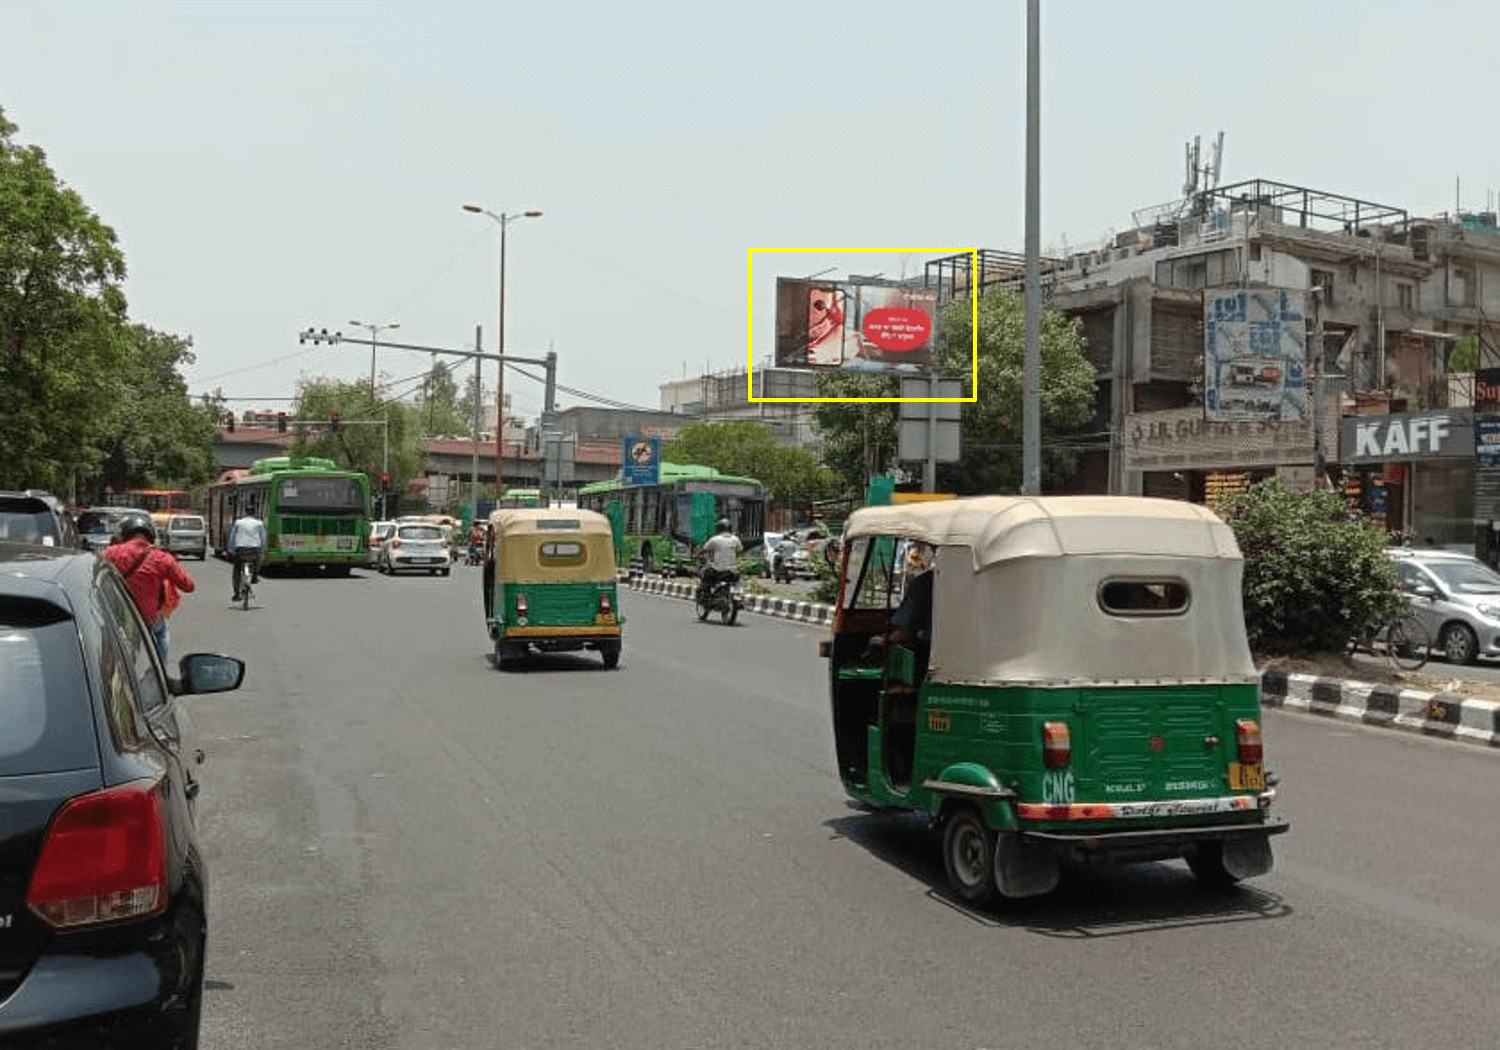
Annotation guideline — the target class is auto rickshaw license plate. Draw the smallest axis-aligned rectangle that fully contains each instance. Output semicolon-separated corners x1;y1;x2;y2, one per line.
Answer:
1228;762;1265;790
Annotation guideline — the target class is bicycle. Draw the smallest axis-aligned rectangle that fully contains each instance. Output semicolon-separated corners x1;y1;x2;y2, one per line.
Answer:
232;549;260;611
1346;609;1431;670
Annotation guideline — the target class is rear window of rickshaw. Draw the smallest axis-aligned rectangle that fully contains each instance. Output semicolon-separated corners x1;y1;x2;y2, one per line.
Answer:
1098;578;1190;615
538;540;586;566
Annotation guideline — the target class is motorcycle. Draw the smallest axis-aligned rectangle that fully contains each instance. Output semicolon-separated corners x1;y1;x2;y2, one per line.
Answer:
696;569;743;625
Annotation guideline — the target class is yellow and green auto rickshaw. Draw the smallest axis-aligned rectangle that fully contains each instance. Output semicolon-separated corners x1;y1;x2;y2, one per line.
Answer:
825;495;1287;902
482;507;623;669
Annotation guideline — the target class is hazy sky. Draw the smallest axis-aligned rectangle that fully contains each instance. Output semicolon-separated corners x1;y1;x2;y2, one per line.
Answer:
4;1;1492;424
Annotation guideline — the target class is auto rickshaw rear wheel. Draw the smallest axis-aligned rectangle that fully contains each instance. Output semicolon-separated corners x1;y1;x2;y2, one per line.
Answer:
1185;841;1240;888
600;642;621;669
942;807;997;904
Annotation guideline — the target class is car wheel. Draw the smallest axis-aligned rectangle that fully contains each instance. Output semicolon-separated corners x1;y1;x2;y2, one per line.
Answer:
942;806;996;904
1442;622;1480;665
1186;841;1240;888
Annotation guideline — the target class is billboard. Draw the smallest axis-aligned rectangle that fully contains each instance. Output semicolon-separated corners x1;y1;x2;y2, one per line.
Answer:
775;278;939;372
1203;289;1308;423
621;434;660;486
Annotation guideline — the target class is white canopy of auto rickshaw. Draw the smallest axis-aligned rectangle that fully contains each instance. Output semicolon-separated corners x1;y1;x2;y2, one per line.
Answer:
842;496;1258;687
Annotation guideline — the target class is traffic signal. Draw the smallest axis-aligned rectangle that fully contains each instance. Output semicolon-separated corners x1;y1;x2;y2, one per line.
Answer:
330;410;342;433
277;411;287;433
224;412;235;432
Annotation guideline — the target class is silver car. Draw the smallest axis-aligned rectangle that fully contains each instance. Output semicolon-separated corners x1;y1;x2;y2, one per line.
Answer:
380;522;451;576
161;513;207;559
1390;548;1500;665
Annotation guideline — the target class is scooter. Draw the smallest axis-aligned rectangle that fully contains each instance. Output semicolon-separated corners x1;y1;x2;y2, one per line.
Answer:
695;570;743;625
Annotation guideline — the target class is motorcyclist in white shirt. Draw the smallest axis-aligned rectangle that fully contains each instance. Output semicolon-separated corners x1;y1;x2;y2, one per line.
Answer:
695;518;742;604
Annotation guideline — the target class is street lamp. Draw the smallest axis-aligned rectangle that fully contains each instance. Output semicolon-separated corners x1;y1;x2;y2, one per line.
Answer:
462;203;542;494
347;319;399;398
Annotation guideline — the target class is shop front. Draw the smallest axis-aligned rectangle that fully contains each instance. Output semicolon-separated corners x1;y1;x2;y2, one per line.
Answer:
1338;409;1475;549
1122;406;1313;504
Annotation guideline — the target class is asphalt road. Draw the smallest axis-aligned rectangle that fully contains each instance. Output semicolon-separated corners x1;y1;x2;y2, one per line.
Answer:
167;557;1500;1049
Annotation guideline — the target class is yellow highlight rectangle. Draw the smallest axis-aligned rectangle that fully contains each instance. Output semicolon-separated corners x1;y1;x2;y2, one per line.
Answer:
746;250;980;404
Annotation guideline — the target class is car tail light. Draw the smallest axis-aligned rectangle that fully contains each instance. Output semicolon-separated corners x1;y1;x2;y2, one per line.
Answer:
1235;719;1263;764
26;780;168;929
390;537;402;549
1041;721;1071;769
599;592;612;615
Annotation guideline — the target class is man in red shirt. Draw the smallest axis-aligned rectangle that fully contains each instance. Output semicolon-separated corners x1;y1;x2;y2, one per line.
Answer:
103;513;196;665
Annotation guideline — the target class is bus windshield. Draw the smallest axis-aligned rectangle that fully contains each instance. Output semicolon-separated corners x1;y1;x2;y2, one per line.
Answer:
277;476;365;512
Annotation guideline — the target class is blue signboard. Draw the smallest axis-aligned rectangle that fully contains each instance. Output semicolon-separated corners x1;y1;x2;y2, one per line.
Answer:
622;434;660;486
1476;415;1500;468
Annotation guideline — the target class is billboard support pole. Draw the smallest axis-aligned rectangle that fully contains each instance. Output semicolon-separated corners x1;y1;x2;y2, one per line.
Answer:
924;371;938;492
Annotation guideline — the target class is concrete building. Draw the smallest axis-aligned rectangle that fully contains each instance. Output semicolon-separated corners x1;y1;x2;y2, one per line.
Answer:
950;178;1500;555
658;365;820;448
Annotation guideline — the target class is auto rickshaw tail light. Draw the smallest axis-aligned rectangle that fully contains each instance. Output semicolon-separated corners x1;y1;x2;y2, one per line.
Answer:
599;591;612;615
1235;719;1263;764
1042;721;1071;769
516;593;528;615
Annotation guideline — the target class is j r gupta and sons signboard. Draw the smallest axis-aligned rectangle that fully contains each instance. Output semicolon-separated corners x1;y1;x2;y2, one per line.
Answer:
1341;409;1475;464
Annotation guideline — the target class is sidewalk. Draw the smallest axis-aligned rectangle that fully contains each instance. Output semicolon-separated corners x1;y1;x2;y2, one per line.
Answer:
621;570;1500;751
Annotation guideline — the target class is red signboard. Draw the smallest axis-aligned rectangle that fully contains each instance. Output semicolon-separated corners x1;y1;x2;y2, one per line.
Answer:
861;308;934;353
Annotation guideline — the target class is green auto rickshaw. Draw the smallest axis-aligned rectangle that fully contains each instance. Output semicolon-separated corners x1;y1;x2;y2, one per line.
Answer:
483;507;623;669
825;495;1287;902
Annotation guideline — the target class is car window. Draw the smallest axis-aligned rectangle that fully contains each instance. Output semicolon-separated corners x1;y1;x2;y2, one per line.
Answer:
97;574;179;747
400;525;443;541
0;504;57;545
171;516;205;531
0;598;100;774
1395;561;1433;592
1424;559;1500;594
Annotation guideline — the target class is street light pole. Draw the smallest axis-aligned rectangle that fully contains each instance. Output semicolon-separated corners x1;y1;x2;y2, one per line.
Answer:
462;204;542;496
348;319;399;399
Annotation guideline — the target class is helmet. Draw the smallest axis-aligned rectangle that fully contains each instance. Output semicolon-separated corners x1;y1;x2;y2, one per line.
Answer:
717;518;731;533
116;512;156;543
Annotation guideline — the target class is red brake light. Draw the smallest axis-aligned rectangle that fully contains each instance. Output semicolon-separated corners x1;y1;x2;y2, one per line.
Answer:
1042;721;1071;769
516;593;528;615
390;537;402;549
26;780;168;929
1235;719;1263;764
599;592;612;615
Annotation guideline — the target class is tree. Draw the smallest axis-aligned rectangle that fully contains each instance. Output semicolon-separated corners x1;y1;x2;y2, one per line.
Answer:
293;380;429;510
93;326;221;497
933;287;1097;493
661;420;839;512
809;287;1097;496
416;360;474;437
0;106;130;493
1216;476;1402;655
810;372;900;495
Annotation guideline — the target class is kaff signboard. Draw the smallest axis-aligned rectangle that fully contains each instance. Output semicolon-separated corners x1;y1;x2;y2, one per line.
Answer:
1340;409;1475;463
621;434;660;486
775;278;939;373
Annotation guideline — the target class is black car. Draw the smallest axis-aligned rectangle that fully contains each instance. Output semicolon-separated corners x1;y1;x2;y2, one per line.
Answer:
0;490;77;550
0;543;244;1048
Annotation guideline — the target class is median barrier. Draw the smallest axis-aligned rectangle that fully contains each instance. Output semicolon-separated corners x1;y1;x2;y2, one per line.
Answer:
1260;669;1500;749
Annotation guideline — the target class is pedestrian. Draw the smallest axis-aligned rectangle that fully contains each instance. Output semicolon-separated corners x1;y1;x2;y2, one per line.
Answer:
103;511;196;665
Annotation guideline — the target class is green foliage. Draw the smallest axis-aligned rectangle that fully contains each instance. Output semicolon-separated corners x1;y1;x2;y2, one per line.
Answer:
416;361;475;437
1449;332;1480;374
662;420;839;512
293;379;429;506
933;287;1097;493
1216;477;1403;655
809;288;1097;496
0;108;218;499
808;544;841;605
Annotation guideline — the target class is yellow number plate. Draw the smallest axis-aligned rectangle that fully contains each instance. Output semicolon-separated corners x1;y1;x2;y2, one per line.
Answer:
1228;763;1265;791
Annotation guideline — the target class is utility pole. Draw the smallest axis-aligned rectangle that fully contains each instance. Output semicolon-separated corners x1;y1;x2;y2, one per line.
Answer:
1022;0;1042;495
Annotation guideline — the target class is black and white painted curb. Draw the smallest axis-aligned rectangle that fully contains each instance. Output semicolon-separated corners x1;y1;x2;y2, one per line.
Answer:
620;571;1500;749
1258;670;1500;749
620;571;833;626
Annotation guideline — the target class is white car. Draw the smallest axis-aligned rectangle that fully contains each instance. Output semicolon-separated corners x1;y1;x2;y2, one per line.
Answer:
368;520;397;567
380;522;451;576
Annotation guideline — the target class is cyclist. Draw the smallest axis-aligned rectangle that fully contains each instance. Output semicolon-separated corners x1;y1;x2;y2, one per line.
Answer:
228;510;268;602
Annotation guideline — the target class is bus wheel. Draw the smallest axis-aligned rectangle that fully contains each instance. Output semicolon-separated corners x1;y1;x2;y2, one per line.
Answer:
942;807;997;904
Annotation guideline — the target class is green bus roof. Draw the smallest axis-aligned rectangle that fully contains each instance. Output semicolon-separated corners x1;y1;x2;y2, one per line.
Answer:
578;461;762;495
247;456;356;476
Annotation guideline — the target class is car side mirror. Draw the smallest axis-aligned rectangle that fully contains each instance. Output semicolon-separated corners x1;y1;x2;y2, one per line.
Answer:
1412;584;1438;599
174;653;246;694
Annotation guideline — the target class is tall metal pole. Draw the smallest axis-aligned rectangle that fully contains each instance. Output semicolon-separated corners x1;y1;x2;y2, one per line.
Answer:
349;320;399;399
1022;0;1042;495
471;326;482;514
497;217;507;496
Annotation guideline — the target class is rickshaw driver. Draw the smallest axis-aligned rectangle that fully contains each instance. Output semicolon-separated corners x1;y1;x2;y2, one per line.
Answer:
695;518;742;604
864;541;935;681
